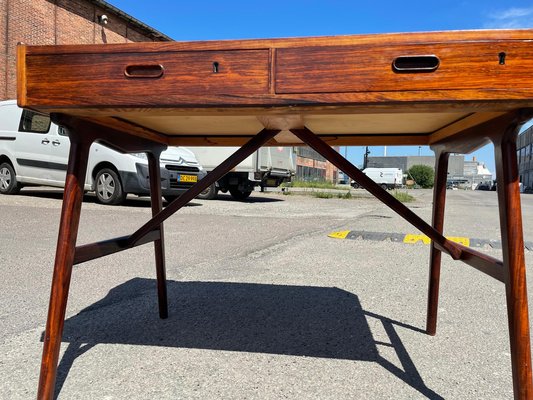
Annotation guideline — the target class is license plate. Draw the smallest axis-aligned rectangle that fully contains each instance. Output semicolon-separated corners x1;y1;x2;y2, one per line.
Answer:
177;174;197;183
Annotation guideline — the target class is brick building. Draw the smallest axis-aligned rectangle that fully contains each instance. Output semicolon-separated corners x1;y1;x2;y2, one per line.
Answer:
295;146;340;182
1;0;171;100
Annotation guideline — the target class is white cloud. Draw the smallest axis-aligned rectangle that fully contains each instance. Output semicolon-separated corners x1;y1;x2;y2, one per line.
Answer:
495;7;533;19
484;7;533;28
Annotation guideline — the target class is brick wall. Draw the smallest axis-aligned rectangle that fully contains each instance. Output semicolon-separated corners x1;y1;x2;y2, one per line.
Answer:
56;0;95;44
0;0;7;99
1;0;160;100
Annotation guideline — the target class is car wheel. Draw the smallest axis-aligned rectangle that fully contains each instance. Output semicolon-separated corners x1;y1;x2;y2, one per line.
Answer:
197;183;218;200
95;168;126;205
0;162;21;195
229;188;252;201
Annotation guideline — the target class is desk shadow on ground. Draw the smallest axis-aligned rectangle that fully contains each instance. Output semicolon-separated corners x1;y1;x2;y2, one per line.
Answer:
17;189;203;208
209;193;284;203
49;279;442;399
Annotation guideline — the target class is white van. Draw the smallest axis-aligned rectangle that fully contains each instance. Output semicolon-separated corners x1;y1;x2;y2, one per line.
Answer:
351;167;403;190
0;100;205;205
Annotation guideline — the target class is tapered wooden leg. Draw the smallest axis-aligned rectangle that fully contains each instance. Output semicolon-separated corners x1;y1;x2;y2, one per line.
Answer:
37;136;91;400
494;131;533;400
426;150;449;336
147;152;168;319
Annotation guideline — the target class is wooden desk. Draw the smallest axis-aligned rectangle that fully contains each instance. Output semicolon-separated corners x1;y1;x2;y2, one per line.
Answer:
17;29;533;399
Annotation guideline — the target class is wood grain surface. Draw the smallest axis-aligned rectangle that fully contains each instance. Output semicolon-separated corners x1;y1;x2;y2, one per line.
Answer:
16;29;533;147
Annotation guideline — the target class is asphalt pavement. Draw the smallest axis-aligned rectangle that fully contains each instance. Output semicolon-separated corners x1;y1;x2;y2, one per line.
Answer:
1;188;533;399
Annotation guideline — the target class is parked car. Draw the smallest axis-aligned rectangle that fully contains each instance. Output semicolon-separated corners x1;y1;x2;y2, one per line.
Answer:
476;181;494;191
0;100;205;205
476;182;492;190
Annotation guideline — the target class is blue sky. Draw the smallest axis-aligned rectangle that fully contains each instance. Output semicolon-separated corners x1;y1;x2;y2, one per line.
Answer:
107;0;533;173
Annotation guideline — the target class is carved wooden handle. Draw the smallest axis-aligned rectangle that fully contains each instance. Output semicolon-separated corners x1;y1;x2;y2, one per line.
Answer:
124;64;165;78
392;55;440;72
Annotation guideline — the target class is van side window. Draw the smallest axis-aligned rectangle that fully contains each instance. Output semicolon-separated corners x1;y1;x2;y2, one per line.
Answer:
58;126;69;136
19;110;51;133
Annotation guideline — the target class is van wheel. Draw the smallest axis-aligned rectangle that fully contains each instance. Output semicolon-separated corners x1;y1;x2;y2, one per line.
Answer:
95;168;126;205
229;188;252;201
197;183;218;200
0;162;21;195
380;184;388;190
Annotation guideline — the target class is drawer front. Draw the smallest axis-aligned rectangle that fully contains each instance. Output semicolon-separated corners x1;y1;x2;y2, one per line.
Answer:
24;50;270;105
275;42;533;94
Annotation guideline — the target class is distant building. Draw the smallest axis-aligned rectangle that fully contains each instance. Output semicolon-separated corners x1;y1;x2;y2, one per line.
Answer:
518;125;533;190
1;0;171;101
367;155;492;187
463;158;493;187
367;155;463;176
295;146;339;182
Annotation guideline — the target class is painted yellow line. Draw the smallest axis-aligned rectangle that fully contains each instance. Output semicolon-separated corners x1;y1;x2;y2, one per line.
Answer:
403;234;431;244
447;236;470;246
403;234;470;247
328;230;471;247
328;230;351;239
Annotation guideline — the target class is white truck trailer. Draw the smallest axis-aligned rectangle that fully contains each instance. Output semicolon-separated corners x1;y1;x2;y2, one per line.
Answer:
189;146;295;200
351;167;403;190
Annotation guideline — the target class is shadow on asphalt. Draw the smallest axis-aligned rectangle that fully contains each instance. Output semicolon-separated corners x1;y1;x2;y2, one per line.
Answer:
16;189;206;208
211;193;284;203
16;189;283;207
47;279;442;399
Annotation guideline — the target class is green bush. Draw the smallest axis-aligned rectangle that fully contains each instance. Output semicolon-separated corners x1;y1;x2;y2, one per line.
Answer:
408;165;435;189
311;190;353;199
290;179;338;189
339;191;352;199
312;191;334;198
392;190;415;203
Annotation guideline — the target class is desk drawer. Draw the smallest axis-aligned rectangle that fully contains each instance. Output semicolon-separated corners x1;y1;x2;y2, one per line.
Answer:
275;42;533;94
24;50;270;105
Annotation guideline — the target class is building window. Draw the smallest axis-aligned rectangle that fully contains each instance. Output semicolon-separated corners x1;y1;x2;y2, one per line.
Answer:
296;165;326;181
295;147;326;162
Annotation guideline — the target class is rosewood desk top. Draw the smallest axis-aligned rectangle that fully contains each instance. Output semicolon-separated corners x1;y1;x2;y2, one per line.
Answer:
16;28;533;151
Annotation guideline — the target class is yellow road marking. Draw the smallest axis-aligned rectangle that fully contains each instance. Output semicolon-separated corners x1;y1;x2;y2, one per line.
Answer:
403;234;470;247
403;234;431;244
447;236;470;246
328;230;350;239
328;230;470;247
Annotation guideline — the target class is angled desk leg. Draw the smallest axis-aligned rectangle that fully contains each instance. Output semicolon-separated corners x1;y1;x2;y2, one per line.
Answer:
426;150;450;335
37;134;93;400
494;130;533;399
147;152;168;319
